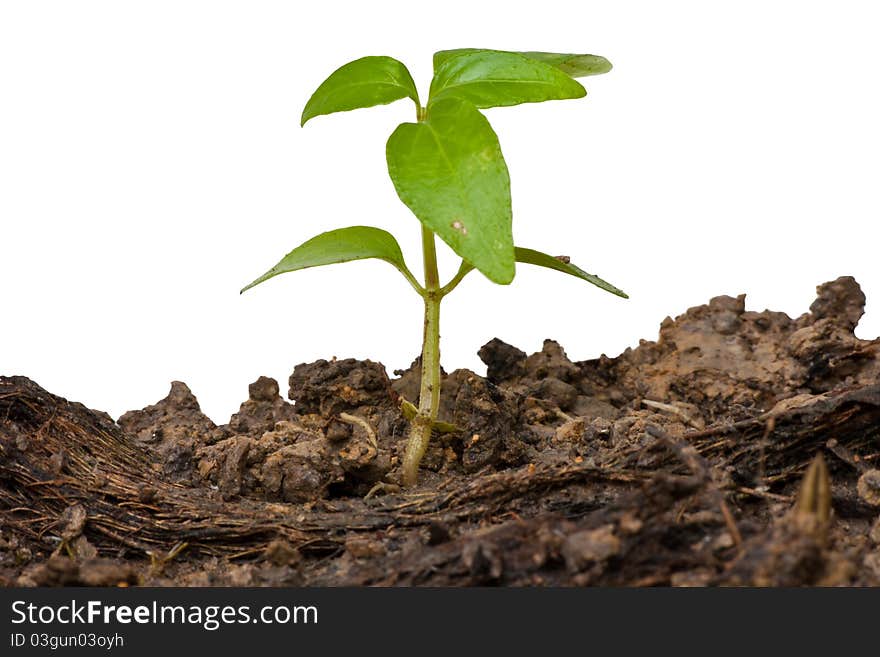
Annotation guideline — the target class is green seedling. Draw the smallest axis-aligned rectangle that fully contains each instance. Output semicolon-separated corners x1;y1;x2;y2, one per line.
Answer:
242;48;627;486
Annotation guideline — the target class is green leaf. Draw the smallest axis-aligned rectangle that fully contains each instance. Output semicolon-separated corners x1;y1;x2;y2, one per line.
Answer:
514;247;628;298
241;226;414;293
429;49;586;109
518;52;612;78
433;49;612;79
386;97;514;285
449;248;627;298
432;48;484;69
301;56;419;126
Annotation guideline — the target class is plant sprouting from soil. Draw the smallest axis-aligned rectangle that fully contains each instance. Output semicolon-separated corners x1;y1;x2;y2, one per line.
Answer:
242;49;627;486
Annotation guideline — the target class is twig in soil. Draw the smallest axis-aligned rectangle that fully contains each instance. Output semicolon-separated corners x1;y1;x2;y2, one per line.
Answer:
754;415;775;490
683;416;761;440
645;424;743;552
825;438;869;473
338;412;378;450
226;547;269;561
364;482;402;500
736;487;791;503
149;541;189;576
554;408;574;423
642;399;702;429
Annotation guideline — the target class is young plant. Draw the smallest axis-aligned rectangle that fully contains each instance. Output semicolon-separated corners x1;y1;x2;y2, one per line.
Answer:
242;49;627;487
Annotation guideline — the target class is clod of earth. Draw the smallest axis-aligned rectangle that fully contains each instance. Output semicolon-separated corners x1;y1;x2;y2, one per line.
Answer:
1;277;879;586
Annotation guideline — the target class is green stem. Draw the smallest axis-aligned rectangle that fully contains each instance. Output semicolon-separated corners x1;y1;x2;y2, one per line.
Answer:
439;260;474;297
402;225;442;486
395;260;425;296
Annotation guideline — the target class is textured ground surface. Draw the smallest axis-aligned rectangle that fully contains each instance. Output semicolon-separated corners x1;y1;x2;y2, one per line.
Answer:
2;277;879;586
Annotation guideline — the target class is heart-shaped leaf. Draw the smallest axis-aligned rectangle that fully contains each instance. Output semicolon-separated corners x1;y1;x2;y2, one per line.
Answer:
514;247;628;297
301;56;419;126
241;226;414;293
386;97;514;285
429;49;585;110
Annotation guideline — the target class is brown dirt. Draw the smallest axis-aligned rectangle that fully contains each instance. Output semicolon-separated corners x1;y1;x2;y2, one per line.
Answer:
2;276;879;586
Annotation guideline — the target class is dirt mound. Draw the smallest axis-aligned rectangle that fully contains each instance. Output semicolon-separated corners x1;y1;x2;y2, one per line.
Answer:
1;277;878;586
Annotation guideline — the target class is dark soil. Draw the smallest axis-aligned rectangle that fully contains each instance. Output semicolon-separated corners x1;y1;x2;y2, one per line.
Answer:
2;277;879;586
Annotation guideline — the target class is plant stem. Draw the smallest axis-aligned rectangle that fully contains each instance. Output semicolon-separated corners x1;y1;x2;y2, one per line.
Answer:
439;260;474;297
397;262;425;296
402;225;442;486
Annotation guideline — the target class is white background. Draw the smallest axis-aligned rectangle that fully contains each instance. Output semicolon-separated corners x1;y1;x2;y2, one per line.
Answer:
2;1;878;422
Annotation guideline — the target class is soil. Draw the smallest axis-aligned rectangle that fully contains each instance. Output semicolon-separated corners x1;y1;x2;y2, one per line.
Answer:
2;276;879;586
